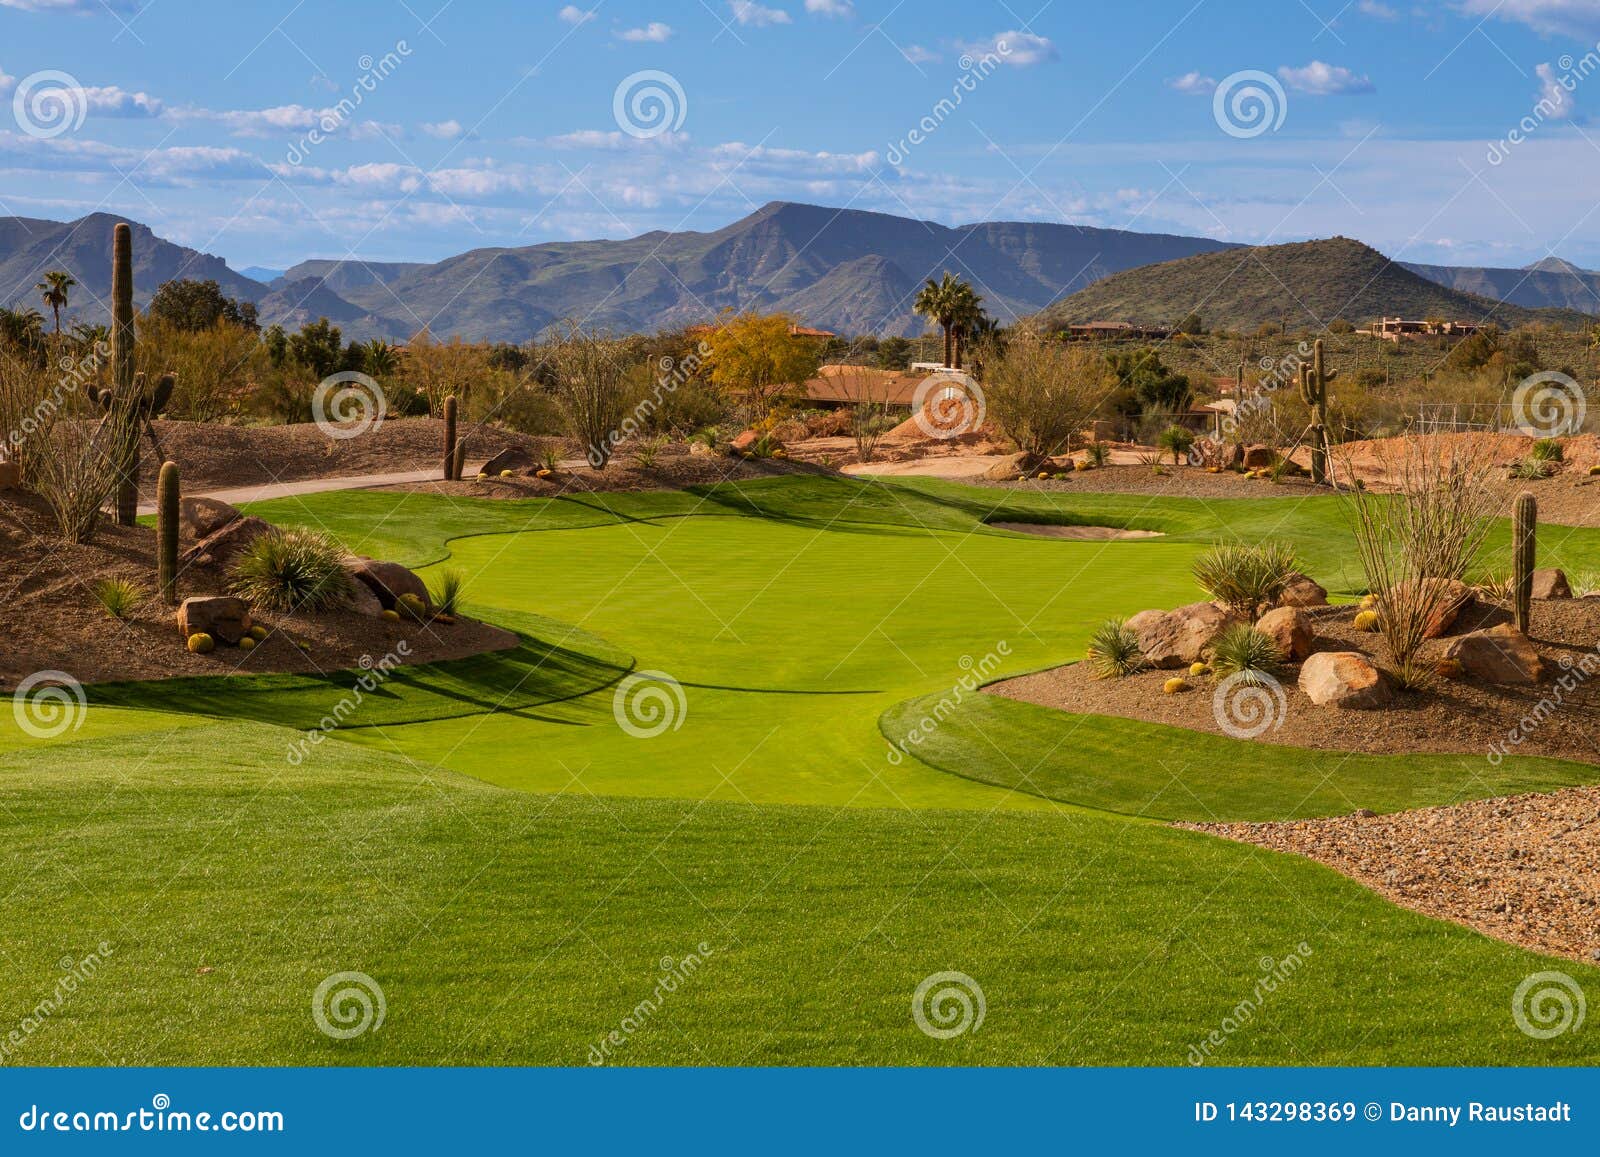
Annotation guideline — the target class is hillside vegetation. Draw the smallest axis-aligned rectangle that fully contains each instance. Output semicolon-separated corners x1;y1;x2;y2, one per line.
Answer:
1036;237;1593;332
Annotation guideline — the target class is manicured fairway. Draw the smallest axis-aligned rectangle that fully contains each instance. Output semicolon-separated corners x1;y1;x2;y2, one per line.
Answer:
10;474;1600;1064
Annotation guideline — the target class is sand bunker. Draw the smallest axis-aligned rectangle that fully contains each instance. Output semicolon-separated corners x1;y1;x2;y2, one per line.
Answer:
989;521;1164;540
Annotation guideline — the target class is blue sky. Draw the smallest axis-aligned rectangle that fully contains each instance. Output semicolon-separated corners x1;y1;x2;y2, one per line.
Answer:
3;0;1600;271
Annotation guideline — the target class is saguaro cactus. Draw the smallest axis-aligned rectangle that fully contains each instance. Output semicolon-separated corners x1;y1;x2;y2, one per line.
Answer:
443;394;459;481
1299;339;1336;485
1513;490;1537;633
157;460;179;605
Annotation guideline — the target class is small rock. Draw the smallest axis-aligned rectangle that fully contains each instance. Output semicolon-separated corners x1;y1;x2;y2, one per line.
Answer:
689;441;714;456
1353;808;1377;818
179;496;242;540
1255;606;1315;661
1298;651;1393;708
1277;573;1328;608
348;558;431;611
177;596;250;646
1445;623;1546;685
0;460;20;491
1531;568;1572;599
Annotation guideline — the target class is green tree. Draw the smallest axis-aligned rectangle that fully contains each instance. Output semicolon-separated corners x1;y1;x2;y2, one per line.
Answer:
914;272;970;368
149;278;259;332
877;336;912;370
287;318;346;380
35;271;76;337
705;312;821;420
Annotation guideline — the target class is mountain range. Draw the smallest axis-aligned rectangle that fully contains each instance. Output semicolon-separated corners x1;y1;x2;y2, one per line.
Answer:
0;203;1595;340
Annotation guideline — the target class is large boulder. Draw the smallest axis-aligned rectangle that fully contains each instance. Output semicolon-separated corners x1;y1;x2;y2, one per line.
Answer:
0;460;20;491
1131;602;1238;669
729;430;781;458
1277;573;1328;608
983;451;1040;481
1242;445;1275;469
348;558;431;611
1255;606;1315;661
179;496;242;540
179;515;272;568
1298;651;1392;708
1532;568;1572;599
1445;624;1546;685
345;579;385;618
177;596;250;645
480;447;532;475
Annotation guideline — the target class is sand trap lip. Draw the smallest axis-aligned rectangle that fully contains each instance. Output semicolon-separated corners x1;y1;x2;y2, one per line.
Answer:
988;521;1164;540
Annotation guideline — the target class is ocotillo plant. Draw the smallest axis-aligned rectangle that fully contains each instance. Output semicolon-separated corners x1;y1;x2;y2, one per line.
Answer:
443;394;459;481
157;460;179;605
1299;339;1336;485
1513;490;1537;633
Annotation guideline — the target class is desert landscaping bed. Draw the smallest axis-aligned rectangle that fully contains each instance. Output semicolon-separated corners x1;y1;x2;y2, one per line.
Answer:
1182;786;1600;963
989;598;1600;766
0;489;516;687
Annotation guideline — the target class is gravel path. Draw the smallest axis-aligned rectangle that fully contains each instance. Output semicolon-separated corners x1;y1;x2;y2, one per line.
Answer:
1184;786;1600;963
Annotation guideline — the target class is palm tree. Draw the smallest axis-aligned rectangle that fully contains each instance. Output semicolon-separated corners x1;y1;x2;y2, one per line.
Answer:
36;270;76;337
361;339;399;376
0;304;45;352
913;272;965;368
948;283;986;371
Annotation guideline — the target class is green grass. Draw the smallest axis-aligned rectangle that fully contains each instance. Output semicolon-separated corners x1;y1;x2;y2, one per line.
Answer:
16;473;1600;1064
1;724;1596;1066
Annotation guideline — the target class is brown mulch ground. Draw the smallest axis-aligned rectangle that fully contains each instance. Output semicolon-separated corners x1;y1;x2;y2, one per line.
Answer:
989;598;1600;766
1182;787;1600;963
139;418;562;498
0;490;517;687
382;444;838;499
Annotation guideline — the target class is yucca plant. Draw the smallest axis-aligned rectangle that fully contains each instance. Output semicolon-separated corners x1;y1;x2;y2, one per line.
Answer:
94;576;145;620
1530;438;1564;463
1190;541;1299;621
1086;618;1146;679
230;528;354;612
1084;441;1111;467
430;568;466;616
1209;624;1286;686
1157;424;1195;465
1510;455;1554;480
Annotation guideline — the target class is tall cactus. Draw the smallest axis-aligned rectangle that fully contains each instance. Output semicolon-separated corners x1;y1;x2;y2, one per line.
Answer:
156;460;179;605
443;394;459;481
1513;490;1537;633
110;222;138;525
1299;338;1335;485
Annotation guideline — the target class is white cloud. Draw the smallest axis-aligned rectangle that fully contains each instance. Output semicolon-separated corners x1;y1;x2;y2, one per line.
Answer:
957;31;1058;66
1167;71;1217;94
805;0;853;16
1358;0;1399;18
0;67;14;94
79;85;162;117
617;21;673;41
1535;61;1581;122
1277;60;1375;95
729;1;791;27
557;5;595;25
0;0;132;9
900;45;940;64
421;119;466;138
1455;0;1600;37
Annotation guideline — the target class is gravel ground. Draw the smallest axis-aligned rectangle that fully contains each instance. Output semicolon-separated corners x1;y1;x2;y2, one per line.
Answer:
1183;787;1600;963
989;599;1600;766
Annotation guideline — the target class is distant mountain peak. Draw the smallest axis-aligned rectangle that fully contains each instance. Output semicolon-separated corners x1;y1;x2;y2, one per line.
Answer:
1525;256;1589;276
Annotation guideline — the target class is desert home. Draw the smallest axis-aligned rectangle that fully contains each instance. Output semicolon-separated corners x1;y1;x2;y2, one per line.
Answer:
1362;317;1486;342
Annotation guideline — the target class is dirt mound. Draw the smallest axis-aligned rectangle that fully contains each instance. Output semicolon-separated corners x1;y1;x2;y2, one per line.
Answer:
0;490;515;686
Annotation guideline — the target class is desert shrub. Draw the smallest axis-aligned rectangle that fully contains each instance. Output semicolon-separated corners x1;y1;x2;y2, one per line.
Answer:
230;528;354;612
1086;618;1145;679
94;577;145;619
430;568;466;616
632;435;667;469
1084;441;1111;467
544;324;641;470
1338;434;1499;688
982;336;1116;459
1190;541;1298;620
1510;455;1555;480
1530;438;1564;462
1157;425;1195;464
1209;624;1286;686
